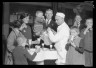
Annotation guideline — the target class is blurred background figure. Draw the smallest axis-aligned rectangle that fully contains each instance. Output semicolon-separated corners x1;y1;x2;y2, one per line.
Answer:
73;15;82;31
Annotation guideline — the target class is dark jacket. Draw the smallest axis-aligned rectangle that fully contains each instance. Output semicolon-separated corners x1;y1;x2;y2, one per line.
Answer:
12;46;37;65
47;20;58;32
76;28;93;53
21;25;32;39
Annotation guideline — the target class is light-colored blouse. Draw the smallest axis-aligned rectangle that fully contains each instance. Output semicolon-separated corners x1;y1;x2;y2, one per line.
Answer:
7;28;25;52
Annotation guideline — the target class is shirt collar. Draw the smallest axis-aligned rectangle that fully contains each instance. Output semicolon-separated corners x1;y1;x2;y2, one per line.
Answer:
58;22;65;29
46;19;51;22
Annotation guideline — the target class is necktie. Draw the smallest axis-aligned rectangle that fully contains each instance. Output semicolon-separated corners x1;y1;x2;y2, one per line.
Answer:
46;20;49;28
47;20;49;25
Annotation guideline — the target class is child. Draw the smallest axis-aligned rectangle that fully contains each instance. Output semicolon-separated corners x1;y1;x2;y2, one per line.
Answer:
35;11;45;24
80;18;93;66
66;26;85;65
34;11;46;36
12;37;40;65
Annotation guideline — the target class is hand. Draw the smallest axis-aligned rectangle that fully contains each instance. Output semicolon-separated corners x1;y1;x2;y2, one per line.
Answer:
28;39;32;45
84;27;89;35
70;36;75;41
31;40;40;44
47;27;51;32
70;41;76;47
51;29;56;35
36;40;40;44
35;46;41;53
87;25;92;29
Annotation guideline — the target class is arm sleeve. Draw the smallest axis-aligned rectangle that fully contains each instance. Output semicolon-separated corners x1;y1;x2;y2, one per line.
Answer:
80;29;85;39
7;31;16;52
75;38;84;53
24;49;37;61
32;40;39;44
48;28;69;42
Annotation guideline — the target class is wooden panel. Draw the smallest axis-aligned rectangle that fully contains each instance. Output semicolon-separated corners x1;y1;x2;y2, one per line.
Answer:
58;2;93;11
11;2;52;7
58;3;75;9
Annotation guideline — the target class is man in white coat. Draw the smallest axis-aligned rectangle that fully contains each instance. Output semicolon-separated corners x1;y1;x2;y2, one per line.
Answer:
47;12;70;65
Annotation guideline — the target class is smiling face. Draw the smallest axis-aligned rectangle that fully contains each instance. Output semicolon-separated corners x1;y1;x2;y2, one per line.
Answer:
19;23;26;31
70;28;79;37
36;12;43;17
86;19;93;28
23;16;29;24
45;10;53;20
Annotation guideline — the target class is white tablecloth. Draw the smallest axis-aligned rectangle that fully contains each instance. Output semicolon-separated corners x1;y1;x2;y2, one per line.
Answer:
28;48;58;62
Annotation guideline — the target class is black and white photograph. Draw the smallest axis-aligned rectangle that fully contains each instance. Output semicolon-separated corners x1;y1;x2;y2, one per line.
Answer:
2;2;93;66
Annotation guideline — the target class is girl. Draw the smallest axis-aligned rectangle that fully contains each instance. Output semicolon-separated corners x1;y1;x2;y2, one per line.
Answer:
66;26;85;65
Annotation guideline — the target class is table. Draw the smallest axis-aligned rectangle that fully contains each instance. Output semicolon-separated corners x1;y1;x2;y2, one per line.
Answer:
28;48;58;62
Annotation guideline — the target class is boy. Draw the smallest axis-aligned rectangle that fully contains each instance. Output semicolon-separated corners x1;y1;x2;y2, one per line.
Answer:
34;11;46;36
12;37;40;65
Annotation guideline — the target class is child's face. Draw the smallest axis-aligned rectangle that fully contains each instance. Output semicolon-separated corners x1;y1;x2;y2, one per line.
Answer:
22;39;27;47
86;19;93;28
36;13;43;17
70;29;78;37
17;37;27;47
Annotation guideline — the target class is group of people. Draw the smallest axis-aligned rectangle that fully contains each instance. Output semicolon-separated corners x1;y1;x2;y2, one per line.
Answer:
4;9;93;66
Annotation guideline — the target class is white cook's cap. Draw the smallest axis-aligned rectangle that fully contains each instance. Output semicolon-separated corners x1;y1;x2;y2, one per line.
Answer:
56;12;65;18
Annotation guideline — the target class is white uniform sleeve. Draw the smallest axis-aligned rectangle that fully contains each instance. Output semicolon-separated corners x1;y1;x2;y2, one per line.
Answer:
48;27;69;42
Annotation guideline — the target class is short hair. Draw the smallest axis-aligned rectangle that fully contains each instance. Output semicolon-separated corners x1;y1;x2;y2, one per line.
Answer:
10;20;23;28
17;37;25;45
86;18;93;21
70;26;80;34
45;9;53;14
36;11;43;16
56;12;65;19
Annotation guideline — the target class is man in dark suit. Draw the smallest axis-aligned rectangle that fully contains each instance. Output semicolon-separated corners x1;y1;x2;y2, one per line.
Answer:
45;9;58;32
12;37;40;65
42;9;58;65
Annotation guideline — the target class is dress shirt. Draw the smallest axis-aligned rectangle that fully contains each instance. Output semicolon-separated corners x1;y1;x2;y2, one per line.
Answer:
46;19;51;25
